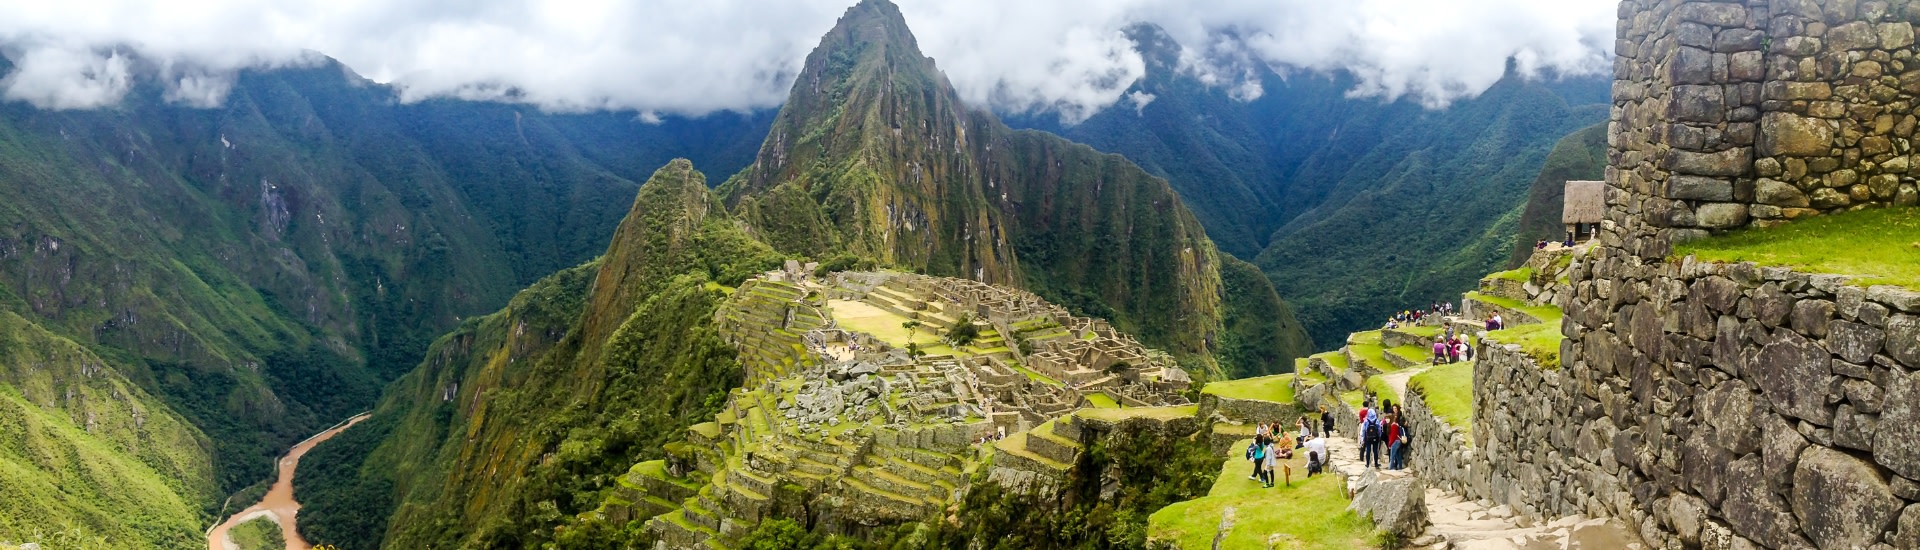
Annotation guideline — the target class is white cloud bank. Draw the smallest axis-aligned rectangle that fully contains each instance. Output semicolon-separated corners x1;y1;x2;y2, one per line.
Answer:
0;0;1616;120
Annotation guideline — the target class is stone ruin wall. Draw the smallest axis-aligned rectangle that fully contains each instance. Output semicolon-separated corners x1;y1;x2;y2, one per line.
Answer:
1614;0;1920;250
1436;1;1920;548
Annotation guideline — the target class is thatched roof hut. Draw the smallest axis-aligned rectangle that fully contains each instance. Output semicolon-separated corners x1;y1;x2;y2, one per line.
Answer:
1563;180;1605;225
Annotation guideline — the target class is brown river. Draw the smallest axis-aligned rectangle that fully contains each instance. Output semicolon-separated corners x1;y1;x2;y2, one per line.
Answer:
206;413;370;550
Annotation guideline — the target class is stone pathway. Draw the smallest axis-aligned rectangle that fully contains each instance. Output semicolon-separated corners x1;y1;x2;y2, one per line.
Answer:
1317;416;1640;550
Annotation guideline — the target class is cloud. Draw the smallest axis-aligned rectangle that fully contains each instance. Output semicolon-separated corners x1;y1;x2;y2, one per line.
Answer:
0;0;1616;118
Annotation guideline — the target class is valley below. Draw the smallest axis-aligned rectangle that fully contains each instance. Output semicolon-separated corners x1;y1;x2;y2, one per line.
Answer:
207;414;370;550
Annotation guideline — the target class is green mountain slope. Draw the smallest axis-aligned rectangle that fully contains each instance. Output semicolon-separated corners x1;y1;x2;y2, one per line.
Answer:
0;54;771;545
296;160;780;550
1008;26;1609;346
723;0;1310;375
1509;123;1608;266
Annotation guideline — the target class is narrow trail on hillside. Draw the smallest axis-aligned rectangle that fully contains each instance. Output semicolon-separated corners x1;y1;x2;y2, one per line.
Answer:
207;412;370;550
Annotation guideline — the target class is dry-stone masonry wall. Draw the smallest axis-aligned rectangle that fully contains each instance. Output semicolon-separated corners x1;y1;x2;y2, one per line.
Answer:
1614;0;1920;244
1443;1;1920;548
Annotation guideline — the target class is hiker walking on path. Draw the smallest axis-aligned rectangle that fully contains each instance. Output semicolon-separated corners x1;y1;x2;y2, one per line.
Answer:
1320;406;1335;437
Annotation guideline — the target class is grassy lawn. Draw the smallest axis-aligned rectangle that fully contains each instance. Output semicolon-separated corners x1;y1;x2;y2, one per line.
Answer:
1364;376;1396;404
230;516;286;550
1149;439;1376;549
1085;392;1121;408
1202;374;1297;404
1465;292;1565;324
1312;350;1350;371
828;299;942;347
1297;368;1329;385
1012;365;1063;386
1677;207;1920;290
1076;404;1199;423
1397;325;1444;339
1409;361;1475;441
1487;321;1565;370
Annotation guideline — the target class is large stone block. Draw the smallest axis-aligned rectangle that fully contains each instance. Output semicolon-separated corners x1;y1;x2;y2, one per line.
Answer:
1700;379;1762;455
1675;2;1750;27
1756;178;1811;207
1667;147;1753;177
1696;203;1749;228
1829;21;1882;50
1877;370;1920;478
1887;314;1920;366
1724;455;1807;548
1667;175;1735;200
1760;112;1837;157
1793;446;1903;550
1670;85;1727;123
1753;329;1834;424
1828;320;1886;364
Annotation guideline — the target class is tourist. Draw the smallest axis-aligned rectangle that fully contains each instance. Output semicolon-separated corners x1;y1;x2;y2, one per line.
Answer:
1267;435;1293;488
1305;435;1328;477
1431;338;1448;365
1455;339;1470;363
1395;415;1415;470
1320;406;1335;437
1386;414;1404;470
1297;416;1313;447
1492;313;1505;331
1249;431;1269;482
1360;411;1382;469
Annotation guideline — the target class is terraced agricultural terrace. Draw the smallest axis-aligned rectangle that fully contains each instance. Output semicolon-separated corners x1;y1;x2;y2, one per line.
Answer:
598;264;1194;547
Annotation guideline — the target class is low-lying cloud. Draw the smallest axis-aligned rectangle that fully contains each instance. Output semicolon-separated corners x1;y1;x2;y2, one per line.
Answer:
0;0;1616;121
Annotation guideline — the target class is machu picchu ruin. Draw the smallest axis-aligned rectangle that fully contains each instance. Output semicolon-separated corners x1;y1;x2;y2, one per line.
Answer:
598;266;1198;547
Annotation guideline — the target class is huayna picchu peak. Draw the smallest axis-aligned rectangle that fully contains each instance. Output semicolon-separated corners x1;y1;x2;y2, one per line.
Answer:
724;0;1312;378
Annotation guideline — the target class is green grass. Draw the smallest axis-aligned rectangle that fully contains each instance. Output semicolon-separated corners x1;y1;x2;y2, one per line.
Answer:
1409;361;1475;441
1465;291;1565;324
1677;207;1920;290
1395;325;1443;339
1387;345;1432;366
1202;374;1297;404
1487;320;1565;370
229;516;287;550
1347;331;1383;346
1364;376;1397;404
1340;390;1365;409
1311;351;1349;371
1075;405;1200;423
1148;439;1376;549
1012;365;1063;386
1347;344;1396;372
1485;267;1533;282
1085;392;1121;408
1296;368;1328;385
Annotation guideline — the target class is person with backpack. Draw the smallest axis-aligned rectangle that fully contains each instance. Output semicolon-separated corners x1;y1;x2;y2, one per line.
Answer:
1360;412;1383;468
1320;406;1335;437
1247;431;1267;481
1386;414;1404;470
1393;414;1414;470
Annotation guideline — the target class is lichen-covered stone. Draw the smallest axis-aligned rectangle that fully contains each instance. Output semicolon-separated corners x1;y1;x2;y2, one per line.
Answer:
1792;446;1903;550
1753;329;1834;424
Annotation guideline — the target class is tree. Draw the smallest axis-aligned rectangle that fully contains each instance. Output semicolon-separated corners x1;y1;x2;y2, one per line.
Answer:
902;320;922;341
946;314;980;347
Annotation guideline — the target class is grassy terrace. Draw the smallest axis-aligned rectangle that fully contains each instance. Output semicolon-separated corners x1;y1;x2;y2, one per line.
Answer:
1149;439;1375;549
1409;361;1475;441
1396;324;1444;339
1465;292;1565;324
1348;343;1396;372
1202;374;1296;404
1084;392;1121;408
1487;320;1565;370
1075;404;1199;423
1485;266;1533;282
1677;206;1920;290
1388;344;1432;365
1012;364;1063;386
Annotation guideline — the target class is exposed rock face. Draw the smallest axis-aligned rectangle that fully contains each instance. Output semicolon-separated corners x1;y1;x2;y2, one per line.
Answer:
1346;470;1427;538
1791;447;1902;550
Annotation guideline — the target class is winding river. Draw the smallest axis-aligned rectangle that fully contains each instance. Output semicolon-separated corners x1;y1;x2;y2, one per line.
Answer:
206;413;371;550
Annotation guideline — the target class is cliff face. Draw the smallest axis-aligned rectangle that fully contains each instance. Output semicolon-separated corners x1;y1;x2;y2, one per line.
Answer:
724;0;1309;373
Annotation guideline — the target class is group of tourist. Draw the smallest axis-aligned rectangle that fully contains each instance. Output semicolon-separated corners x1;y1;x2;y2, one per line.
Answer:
1357;394;1413;470
1245;408;1339;488
1431;329;1475;365
1483;313;1506;331
1382;302;1456;330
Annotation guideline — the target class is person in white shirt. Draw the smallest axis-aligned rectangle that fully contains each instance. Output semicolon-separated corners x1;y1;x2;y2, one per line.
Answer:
1304;435;1328;477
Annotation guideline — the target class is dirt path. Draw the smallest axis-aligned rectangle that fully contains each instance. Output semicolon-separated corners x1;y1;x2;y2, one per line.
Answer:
207;413;371;550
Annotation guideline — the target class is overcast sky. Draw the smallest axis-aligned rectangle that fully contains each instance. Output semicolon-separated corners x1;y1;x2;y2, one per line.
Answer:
0;0;1616;121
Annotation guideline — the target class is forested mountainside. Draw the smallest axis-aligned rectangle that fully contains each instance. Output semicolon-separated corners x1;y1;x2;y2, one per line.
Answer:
1509;123;1608;266
0;51;770;546
1007;26;1611;346
298;2;1313;547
